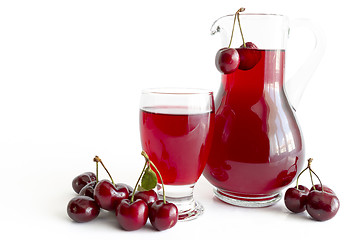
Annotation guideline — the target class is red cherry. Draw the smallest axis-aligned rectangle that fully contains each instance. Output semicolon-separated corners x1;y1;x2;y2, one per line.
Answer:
72;172;96;193
116;183;134;195
79;181;97;199
149;200;178;231
241;42;258;49
284;185;310;213
215;48;240;74
133;190;158;207
310;184;335;195
67;196;100;223
93;180;129;211
236;42;261;70
116;199;148;231
306;190;340;221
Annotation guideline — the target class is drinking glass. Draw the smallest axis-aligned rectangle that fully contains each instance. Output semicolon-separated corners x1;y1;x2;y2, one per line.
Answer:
139;88;215;221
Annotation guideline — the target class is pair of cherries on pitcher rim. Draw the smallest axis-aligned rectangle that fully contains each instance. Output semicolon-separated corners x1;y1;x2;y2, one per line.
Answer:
215;7;262;73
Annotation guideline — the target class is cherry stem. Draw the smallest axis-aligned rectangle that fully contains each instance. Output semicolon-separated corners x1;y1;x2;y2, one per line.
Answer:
228;13;237;48
228;7;246;48
95;161;99;184
141;150;166;204
236;10;246;47
307;158;323;192
131;159;149;203
93;156;115;185
295;166;308;189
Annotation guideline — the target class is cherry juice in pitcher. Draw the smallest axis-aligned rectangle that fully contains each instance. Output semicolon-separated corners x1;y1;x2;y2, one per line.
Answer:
203;49;305;206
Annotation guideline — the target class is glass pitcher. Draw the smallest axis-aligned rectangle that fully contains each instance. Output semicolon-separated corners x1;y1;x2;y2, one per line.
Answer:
203;13;324;207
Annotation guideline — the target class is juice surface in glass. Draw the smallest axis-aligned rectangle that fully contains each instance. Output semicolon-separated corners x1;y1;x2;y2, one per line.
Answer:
140;106;215;185
203;49;304;197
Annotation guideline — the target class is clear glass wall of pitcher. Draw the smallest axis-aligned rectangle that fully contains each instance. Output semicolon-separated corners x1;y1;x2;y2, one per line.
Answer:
203;13;324;207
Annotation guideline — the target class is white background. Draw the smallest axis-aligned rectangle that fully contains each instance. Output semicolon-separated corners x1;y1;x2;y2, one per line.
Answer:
0;0;358;239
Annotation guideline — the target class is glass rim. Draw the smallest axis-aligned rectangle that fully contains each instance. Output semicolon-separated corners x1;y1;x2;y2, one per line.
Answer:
141;88;213;96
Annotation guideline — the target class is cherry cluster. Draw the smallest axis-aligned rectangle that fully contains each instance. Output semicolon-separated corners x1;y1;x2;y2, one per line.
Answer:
284;158;340;221
215;7;261;74
67;152;178;231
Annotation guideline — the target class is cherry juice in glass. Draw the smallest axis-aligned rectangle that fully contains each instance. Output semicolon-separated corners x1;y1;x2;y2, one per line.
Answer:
140;106;214;185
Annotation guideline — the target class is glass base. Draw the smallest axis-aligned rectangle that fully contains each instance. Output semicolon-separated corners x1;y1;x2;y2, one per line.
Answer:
157;184;204;221
214;188;282;207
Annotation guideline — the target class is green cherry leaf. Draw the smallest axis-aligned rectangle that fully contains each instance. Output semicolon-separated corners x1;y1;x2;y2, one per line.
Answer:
140;167;158;191
137;185;146;191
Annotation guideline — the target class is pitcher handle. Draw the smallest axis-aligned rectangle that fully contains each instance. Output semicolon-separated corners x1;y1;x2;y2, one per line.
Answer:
286;18;326;110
